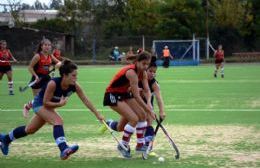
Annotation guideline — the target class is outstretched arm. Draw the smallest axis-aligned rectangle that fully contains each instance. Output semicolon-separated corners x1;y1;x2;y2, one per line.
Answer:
28;54;41;82
8;50;17;62
75;83;104;122
152;82;166;120
141;71;152;110
51;55;62;69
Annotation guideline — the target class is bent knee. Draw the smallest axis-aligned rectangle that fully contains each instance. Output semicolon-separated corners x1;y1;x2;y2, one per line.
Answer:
138;111;147;121
128;115;139;126
52;118;63;125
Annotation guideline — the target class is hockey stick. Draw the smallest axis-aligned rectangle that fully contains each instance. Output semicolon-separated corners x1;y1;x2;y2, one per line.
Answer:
155;116;180;159
19;66;55;92
101;120;129;152
19;79;37;92
0;60;17;63
142;118;162;160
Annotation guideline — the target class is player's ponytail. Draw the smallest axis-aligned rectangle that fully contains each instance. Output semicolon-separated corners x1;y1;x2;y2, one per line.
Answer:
59;59;78;77
136;51;151;62
149;56;157;68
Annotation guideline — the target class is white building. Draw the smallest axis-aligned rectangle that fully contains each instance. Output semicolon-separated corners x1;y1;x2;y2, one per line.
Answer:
0;10;58;25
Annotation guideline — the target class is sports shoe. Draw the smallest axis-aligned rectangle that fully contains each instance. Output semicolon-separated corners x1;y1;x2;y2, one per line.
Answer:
135;145;148;153
0;134;10;155
117;144;131;159
23;104;30;118
149;151;158;157
214;73;217;78
98;124;108;134
142;150;157;160
9;91;14;95
221;74;224;78
98;119;113;134
60;144;79;160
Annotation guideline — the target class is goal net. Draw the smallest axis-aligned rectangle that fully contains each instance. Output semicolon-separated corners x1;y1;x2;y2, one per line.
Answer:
152;39;200;66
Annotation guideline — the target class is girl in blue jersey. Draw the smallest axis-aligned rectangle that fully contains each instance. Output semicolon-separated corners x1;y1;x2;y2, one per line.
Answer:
142;57;165;148
0;60;104;160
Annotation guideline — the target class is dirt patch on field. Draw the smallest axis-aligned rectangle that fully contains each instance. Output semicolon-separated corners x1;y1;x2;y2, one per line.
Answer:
5;125;260;167
249;99;260;108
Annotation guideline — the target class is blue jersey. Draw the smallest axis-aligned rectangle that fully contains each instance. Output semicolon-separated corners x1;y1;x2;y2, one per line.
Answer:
34;77;76;107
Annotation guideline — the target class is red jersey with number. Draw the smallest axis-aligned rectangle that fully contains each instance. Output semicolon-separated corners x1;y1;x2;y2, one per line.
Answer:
53;49;62;60
34;53;52;75
106;64;143;93
0;49;12;66
215;50;224;60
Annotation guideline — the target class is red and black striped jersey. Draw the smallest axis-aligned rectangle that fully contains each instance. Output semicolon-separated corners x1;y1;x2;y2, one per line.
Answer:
106;64;143;93
0;49;12;66
34;53;52;75
215;50;224;60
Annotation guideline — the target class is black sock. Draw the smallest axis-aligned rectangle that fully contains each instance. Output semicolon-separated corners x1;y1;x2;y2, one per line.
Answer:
144;126;154;146
53;125;68;152
5;126;27;144
110;121;118;131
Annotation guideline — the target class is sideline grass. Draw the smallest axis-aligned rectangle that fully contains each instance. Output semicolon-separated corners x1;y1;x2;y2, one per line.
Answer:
0;64;260;168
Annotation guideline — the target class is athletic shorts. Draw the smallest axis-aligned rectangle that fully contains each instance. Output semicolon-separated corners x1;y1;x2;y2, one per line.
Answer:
215;59;224;64
32;95;43;113
30;74;51;89
103;92;134;106
0;65;12;73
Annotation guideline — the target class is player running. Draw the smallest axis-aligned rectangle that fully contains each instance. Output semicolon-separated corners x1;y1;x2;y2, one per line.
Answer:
52;44;63;61
0;60;104;160
213;44;225;78
0;40;17;95
103;51;154;158
23;39;61;118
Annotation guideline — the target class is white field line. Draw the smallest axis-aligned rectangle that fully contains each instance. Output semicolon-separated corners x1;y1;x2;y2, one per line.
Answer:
0;108;259;112
11;79;260;84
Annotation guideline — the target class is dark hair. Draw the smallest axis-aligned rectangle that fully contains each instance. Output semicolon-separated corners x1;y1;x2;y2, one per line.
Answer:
59;59;78;77
36;38;51;54
0;40;6;44
136;51;151;62
0;40;7;50
149;56;157;68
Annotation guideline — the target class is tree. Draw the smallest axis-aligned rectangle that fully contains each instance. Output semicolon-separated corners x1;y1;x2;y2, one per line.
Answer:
34;0;43;10
50;0;63;10
58;0;92;55
20;3;31;10
209;0;254;52
125;0;161;36
155;0;205;39
6;0;22;27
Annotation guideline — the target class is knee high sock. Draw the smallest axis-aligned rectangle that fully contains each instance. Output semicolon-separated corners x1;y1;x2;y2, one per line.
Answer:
53;125;68;152
4;126;27;144
144;125;155;146
121;124;135;146
8;81;13;92
136;121;147;148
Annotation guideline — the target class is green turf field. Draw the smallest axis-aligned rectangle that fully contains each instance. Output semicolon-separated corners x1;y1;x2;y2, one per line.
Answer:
0;64;260;168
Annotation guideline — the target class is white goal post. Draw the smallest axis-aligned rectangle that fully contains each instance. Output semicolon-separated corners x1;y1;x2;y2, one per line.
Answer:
152;35;200;66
